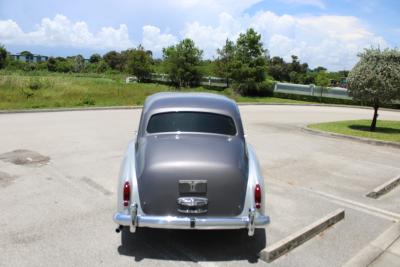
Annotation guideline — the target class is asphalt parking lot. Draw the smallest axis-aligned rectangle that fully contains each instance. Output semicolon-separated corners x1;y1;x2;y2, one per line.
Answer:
0;105;399;266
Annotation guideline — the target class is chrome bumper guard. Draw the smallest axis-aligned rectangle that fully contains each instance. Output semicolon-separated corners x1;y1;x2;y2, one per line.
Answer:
114;204;270;236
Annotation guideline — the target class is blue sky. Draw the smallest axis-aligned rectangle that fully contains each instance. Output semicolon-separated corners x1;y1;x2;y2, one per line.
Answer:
0;0;399;70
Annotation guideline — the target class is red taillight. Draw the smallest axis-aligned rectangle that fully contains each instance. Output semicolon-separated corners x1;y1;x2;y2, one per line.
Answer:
123;181;130;207
255;184;261;209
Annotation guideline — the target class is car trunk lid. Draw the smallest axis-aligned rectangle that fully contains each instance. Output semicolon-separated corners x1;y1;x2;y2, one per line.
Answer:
136;133;248;217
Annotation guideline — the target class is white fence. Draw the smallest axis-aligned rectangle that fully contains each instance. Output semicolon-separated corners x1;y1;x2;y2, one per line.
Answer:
199;76;228;87
126;73;229;88
275;82;352;100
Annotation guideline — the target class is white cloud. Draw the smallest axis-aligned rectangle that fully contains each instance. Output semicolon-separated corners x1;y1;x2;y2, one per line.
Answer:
0;20;25;43
277;0;326;9
182;13;242;58
142;25;177;53
251;12;387;69
0;14;133;49
181;11;387;70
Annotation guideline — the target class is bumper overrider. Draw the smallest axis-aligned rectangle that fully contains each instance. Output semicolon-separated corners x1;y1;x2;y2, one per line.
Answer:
114;203;270;236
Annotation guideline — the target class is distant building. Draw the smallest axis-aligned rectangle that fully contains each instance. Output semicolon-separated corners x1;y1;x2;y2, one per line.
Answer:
11;54;49;63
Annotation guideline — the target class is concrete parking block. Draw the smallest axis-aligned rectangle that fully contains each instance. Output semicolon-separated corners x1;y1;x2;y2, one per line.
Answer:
366;175;400;199
260;209;345;262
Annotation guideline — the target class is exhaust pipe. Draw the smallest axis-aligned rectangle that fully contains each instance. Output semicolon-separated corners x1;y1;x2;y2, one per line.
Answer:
115;225;123;233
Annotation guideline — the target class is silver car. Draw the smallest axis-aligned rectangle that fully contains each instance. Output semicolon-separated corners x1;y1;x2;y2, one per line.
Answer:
113;92;270;237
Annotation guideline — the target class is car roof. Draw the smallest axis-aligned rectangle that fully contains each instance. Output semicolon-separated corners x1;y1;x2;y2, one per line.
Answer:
139;92;244;137
144;92;238;114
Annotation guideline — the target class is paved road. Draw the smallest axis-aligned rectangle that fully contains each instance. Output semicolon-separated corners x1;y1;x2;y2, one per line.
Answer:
0;105;399;267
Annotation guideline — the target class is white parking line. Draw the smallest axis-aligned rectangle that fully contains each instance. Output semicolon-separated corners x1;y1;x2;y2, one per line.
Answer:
268;179;400;222
304;188;400;221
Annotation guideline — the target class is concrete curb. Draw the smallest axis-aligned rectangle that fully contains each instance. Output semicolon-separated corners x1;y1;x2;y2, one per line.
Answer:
239;102;399;113
259;208;345;263
303;127;400;149
0;105;143;114
343;222;400;267
238;102;373;110
366;175;400;199
0;102;398;115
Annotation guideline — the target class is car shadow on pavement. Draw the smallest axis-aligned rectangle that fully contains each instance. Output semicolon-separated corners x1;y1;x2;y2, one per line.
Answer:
118;227;266;263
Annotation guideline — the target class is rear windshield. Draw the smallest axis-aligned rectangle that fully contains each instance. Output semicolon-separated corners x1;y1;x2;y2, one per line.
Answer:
147;112;237;135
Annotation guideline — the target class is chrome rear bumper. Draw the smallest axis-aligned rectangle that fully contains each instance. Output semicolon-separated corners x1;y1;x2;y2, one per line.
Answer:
114;207;270;236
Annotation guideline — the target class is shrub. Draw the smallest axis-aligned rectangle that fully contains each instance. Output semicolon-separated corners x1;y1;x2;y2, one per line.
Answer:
80;95;95;105
21;88;35;99
258;80;275;96
233;79;275;96
23;63;36;72
28;78;42;90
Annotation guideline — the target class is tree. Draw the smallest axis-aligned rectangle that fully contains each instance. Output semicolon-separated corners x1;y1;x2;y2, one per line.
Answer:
96;60;110;73
313;66;327;72
0;44;7;69
47;57;57;72
73;55;85;73
103;51;125;71
215;39;236;86
163;39;202;87
289;55;301;73
268;56;289;81
230;28;268;95
315;71;330;87
52;57;73;72
89;53;101;64
286;55;308;83
347;48;400;131
315;70;330;101
125;45;153;81
20;50;33;57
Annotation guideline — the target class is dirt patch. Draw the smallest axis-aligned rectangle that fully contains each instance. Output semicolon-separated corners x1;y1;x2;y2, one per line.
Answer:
0;149;50;166
0;171;16;188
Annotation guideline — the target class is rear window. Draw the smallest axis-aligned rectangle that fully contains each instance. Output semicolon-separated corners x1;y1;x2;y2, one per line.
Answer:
146;112;236;135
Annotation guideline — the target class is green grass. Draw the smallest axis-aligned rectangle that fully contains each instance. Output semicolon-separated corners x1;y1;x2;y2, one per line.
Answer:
309;120;400;143
0;72;312;110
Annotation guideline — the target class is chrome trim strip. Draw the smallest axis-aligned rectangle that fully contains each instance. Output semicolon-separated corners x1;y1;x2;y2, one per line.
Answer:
177;208;208;214
114;212;270;230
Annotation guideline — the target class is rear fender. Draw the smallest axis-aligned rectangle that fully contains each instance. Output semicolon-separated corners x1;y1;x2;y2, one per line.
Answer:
117;140;143;214
242;143;266;216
